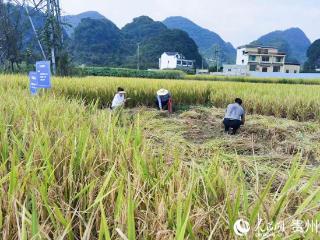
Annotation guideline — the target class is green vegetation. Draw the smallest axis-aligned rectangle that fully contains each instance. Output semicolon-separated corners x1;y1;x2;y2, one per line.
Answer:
63;11;106;36
71;67;320;85
71;16;202;69
1;4;202;72
0;3;68;74
1;74;320;239
75;67;185;79
71;18;128;66
304;39;320;72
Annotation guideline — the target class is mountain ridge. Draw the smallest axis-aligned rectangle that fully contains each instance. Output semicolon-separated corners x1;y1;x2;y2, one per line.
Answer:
163;16;236;64
3;3;313;69
251;27;311;64
71;15;202;69
63;11;106;36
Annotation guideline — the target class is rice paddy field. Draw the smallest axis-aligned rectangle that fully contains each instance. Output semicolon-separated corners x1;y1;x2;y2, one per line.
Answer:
1;74;320;239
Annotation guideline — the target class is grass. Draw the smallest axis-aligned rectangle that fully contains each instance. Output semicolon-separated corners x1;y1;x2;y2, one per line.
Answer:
1;75;320;239
70;66;320;85
74;67;186;79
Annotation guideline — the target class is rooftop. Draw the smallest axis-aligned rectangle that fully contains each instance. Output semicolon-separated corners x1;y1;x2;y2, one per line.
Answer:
163;52;189;60
164;52;180;56
237;44;279;50
246;51;286;56
285;62;301;66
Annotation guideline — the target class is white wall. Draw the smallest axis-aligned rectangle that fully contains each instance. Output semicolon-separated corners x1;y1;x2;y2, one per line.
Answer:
223;64;249;76
284;65;301;74
236;48;249;65
249;72;320;79
159;54;177;69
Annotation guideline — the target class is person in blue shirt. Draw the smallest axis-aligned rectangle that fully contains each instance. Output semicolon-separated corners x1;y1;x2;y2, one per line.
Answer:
155;89;172;111
223;98;245;135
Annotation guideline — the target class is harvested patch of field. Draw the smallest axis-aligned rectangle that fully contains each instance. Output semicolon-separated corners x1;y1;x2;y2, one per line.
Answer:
140;107;319;162
138;107;320;195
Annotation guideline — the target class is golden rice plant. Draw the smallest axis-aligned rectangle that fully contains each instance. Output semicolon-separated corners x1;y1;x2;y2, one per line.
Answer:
0;75;320;239
3;74;320;122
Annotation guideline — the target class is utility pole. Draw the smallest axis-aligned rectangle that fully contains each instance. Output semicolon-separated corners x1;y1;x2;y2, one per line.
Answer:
206;45;221;72
12;0;63;75
47;0;56;75
8;0;63;75
213;45;220;72
137;43;140;70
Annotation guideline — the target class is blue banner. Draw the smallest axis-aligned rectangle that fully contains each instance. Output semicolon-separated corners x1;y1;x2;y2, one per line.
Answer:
29;71;38;95
36;61;51;88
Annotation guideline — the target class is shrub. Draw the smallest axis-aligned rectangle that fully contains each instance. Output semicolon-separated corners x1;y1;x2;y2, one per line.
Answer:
74;67;186;79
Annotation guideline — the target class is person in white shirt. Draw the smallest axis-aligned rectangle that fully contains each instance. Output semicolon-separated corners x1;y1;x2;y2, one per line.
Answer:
111;87;127;110
223;98;245;135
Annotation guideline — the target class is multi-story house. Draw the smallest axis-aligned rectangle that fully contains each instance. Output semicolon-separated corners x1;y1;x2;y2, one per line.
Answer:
236;45;287;72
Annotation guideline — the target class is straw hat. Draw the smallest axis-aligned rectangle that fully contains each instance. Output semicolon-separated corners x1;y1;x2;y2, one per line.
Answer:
157;89;169;96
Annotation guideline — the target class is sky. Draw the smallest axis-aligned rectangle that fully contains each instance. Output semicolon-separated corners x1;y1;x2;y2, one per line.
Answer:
60;0;320;47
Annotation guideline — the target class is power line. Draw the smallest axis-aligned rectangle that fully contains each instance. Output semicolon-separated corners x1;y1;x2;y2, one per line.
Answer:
24;0;47;59
8;0;63;74
8;0;47;59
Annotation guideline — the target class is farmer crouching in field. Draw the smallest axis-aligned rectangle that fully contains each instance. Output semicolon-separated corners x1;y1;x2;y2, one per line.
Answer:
111;87;127;110
156;88;172;113
223;98;245;135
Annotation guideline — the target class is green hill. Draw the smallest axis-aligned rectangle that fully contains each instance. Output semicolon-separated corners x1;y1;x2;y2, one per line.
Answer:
63;11;106;36
121;16;202;69
251;28;311;64
71;18;129;66
163;16;236;64
122;16;167;42
71;16;202;69
304;39;320;72
1;4;202;70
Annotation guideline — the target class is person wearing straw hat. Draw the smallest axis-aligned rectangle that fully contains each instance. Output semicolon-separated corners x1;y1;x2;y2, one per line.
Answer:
156;88;172;112
111;87;127;110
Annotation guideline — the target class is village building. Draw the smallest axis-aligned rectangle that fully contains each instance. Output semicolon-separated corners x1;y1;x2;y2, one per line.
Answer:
283;63;301;74
223;45;301;75
222;65;248;76
159;52;194;70
236;45;287;72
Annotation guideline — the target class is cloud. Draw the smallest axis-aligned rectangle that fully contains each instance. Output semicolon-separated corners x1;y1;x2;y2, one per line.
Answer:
60;0;320;46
